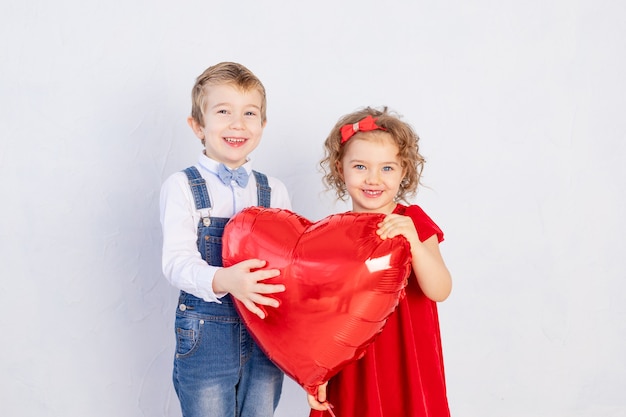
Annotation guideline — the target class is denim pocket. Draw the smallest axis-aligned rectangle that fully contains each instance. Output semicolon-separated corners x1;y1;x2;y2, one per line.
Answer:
175;316;202;357
201;235;223;267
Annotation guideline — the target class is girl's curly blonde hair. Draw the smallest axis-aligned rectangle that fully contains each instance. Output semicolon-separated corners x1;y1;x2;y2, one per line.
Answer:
321;106;425;202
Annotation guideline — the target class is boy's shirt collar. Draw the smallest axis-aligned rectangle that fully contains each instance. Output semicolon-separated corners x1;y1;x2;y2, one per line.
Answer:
198;153;252;175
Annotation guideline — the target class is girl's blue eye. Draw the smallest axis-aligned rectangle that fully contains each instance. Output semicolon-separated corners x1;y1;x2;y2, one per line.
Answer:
354;164;366;170
382;166;394;172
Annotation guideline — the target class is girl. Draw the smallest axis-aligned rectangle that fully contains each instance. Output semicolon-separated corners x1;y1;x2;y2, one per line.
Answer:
308;107;452;417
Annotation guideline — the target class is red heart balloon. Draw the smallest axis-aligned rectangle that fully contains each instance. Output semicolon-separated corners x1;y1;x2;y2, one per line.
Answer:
222;207;412;395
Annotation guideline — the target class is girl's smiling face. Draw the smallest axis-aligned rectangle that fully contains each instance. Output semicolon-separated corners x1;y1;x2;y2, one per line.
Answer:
338;132;405;214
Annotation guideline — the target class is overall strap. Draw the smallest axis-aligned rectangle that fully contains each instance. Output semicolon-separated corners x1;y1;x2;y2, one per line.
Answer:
253;170;271;208
182;166;212;210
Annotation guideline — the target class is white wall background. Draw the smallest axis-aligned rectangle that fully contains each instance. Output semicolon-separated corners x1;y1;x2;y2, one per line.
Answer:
1;0;625;416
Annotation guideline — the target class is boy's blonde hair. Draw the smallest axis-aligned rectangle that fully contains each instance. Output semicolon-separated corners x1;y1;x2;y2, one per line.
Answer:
321;106;425;202
190;62;267;127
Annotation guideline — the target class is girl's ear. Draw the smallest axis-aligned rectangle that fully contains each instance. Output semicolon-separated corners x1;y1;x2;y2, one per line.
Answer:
336;160;344;179
187;116;205;140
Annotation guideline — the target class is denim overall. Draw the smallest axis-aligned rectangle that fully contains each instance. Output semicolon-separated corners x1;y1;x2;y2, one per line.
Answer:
173;166;283;417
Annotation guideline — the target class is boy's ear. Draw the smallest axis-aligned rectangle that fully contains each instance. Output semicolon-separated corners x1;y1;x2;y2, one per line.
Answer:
187;116;204;140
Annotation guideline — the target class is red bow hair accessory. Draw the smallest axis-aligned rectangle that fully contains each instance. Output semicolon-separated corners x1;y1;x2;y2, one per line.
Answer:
340;115;387;144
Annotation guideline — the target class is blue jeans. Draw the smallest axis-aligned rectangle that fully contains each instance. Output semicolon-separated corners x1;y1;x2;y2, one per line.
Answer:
173;292;283;417
174;167;282;417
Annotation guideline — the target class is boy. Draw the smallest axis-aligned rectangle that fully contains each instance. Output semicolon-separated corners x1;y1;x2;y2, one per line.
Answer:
160;62;290;417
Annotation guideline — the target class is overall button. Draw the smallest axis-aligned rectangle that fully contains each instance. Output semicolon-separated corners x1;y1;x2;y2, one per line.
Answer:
179;304;187;312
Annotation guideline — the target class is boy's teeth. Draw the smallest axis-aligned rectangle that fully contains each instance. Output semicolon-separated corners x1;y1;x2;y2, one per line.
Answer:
225;137;245;143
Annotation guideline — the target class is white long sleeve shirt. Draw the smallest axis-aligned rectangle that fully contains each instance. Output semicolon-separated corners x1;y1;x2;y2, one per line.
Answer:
159;153;292;302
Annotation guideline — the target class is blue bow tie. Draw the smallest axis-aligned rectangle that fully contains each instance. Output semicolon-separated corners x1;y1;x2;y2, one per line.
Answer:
217;163;249;187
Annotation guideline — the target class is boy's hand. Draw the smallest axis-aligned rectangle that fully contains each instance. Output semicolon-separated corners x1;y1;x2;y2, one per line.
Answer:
307;382;330;411
213;259;285;319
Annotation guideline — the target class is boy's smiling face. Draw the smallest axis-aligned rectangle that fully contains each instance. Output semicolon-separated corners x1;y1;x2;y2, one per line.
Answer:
189;83;266;169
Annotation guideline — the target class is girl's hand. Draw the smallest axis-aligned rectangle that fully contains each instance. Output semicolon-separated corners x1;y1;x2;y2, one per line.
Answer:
307;382;330;411
377;213;452;302
376;213;420;247
212;259;285;319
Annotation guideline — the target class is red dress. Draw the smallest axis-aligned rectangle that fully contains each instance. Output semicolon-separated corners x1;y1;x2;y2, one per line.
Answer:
310;204;450;417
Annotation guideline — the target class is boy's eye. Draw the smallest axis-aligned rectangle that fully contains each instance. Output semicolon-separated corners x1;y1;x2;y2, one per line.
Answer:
217;109;228;114
245;111;257;116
